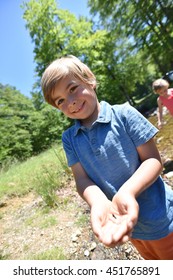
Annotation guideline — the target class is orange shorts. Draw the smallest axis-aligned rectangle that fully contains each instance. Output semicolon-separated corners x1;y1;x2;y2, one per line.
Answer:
130;232;173;260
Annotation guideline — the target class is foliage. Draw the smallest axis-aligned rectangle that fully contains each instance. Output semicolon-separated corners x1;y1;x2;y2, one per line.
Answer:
33;147;71;207
33;165;61;207
22;0;95;81
21;0;153;106
0;83;70;165
88;0;173;75
28;104;70;154
0;84;34;164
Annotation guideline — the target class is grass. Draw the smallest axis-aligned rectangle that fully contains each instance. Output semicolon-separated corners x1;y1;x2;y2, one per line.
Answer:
75;213;89;227
26;247;67;260
0;143;84;260
24;207;58;229
0;251;9;260
0;145;74;260
0;143;70;200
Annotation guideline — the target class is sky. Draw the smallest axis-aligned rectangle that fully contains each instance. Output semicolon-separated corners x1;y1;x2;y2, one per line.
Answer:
0;0;90;98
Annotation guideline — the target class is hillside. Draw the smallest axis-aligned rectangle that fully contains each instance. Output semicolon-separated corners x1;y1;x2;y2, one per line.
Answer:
0;111;173;260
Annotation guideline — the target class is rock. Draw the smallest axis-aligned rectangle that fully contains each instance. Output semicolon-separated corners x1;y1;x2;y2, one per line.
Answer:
165;171;173;179
84;250;90;257
71;230;81;242
71;235;78;242
156;136;164;144
75;229;81;237
125;247;132;254
89;241;97;251
0;202;7;208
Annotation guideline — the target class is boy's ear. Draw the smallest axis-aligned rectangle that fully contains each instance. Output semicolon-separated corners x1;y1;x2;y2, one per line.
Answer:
92;80;97;89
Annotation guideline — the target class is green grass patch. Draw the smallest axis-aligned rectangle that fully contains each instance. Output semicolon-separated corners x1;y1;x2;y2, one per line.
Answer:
39;216;57;229
75;213;89;227
0;251;9;260
25;212;57;229
0;144;70;201
26;247;66;260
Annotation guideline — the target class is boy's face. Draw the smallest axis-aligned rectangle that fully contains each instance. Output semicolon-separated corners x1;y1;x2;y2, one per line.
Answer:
52;76;100;126
156;86;168;97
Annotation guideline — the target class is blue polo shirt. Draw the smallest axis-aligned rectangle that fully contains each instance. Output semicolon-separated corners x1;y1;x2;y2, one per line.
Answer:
62;101;173;240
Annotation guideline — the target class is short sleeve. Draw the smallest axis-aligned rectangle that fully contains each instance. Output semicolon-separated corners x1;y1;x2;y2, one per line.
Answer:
122;104;158;147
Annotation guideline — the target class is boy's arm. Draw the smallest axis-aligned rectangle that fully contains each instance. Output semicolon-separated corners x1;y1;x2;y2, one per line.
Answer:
116;138;162;199
71;162;108;207
113;137;162;222
108;138;163;246
157;97;163;129
71;162;116;242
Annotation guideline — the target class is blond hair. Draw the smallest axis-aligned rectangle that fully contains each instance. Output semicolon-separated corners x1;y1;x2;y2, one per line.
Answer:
41;55;97;107
152;78;169;93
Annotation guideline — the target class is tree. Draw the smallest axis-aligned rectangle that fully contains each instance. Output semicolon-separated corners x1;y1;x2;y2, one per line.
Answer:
22;0;95;79
22;0;151;106
0;84;34;164
28;104;70;154
0;83;70;165
88;0;173;74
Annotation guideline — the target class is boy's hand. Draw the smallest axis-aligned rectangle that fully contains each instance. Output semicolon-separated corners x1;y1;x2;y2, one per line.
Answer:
90;194;138;247
111;191;139;244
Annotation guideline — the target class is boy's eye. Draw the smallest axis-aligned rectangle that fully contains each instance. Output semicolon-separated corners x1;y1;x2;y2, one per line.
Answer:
70;85;78;93
56;99;64;107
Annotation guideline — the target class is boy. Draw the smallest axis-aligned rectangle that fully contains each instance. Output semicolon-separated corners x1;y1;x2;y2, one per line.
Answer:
152;78;173;129
41;55;173;259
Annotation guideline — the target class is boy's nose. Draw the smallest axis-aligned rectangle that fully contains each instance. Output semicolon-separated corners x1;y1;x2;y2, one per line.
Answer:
68;97;76;106
68;97;77;109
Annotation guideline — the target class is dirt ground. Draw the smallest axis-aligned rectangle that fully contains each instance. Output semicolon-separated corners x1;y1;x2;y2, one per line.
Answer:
0;180;142;260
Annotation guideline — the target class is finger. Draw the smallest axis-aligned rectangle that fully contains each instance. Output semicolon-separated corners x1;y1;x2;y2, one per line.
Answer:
91;219;103;240
126;201;139;227
100;223;125;247
90;211;104;237
112;218;131;243
98;219;123;247
119;234;130;244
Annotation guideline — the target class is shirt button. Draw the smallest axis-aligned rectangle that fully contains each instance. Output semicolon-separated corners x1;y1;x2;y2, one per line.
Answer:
91;138;96;144
95;150;100;156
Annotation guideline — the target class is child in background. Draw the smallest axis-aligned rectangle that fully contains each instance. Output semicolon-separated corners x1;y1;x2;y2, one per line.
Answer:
152;78;173;129
41;55;173;259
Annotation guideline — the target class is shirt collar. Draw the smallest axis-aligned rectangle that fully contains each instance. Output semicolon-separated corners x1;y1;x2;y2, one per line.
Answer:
73;101;112;136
